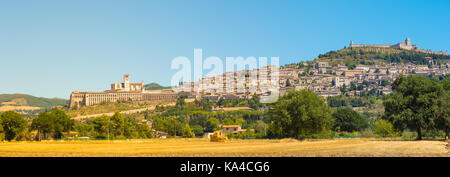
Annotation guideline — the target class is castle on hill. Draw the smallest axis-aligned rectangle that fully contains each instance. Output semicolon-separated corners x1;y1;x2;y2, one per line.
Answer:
349;38;448;56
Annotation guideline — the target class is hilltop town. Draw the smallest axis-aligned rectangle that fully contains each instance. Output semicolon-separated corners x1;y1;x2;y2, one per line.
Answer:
66;38;450;108
173;38;450;101
1;38;449;157
279;60;448;97
178;60;449;101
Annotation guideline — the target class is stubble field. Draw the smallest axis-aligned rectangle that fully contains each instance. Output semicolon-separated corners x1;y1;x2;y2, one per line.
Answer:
0;138;448;157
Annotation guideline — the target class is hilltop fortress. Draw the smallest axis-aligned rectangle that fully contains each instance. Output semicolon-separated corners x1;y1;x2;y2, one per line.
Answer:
349;38;448;56
69;74;178;108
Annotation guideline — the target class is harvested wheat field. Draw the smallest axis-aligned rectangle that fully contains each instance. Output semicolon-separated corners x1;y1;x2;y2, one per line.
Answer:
0;138;448;157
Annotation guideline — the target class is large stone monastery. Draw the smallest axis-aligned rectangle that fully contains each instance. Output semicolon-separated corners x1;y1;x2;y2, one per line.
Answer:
69;74;178;108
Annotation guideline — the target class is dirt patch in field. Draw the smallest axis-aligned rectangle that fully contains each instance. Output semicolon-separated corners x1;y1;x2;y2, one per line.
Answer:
0;105;41;111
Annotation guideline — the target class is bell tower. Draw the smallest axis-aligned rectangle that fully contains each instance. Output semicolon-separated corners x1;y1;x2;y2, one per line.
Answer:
123;74;130;91
405;37;411;46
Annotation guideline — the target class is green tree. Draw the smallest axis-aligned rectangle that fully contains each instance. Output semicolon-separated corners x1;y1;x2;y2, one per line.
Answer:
235;118;246;127
285;79;292;87
31;109;74;140
50;109;74;139
205;117;220;132
248;94;262;109
92;115;111;139
332;107;368;132
172;118;185;136
194;98;213;111
74;123;94;137
340;84;348;94
254;121;268;134
137;124;153;139
327;95;348;107
0;118;4;140
123;117;139;139
374;119;397;137
383;75;444;140
90;113;153;139
0;111;27;141
182;123;195;138
191;125;204;136
380;79;390;86
156;118;184;136
176;94;188;108
222;118;234;125
110;111;125;138
437;77;450;139
32;112;54;140
268;89;334;138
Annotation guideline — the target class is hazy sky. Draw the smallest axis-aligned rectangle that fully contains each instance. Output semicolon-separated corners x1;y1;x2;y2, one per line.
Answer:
1;0;449;99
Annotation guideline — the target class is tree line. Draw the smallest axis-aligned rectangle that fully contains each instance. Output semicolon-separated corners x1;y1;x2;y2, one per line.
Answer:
267;75;449;140
149;97;267;137
318;47;450;65
0;109;154;141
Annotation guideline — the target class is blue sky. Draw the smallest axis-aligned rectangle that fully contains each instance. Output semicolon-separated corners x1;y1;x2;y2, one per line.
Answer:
0;0;449;99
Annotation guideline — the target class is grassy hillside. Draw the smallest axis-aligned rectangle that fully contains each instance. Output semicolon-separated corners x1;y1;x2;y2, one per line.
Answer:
314;47;450;66
0;94;68;109
144;82;171;90
66;101;146;117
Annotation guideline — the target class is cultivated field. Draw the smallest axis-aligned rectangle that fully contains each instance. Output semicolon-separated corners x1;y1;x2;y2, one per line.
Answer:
0;138;448;157
0;105;41;112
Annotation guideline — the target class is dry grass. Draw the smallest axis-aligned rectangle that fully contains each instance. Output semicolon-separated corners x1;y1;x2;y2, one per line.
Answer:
0;138;448;157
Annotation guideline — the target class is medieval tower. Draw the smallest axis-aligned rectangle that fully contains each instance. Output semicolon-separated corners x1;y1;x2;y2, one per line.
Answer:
124;74;130;91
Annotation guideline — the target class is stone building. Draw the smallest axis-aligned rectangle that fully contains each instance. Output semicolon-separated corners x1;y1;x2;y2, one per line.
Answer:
69;74;178;108
344;70;365;77
110;74;144;92
221;125;253;134
350;38;448;56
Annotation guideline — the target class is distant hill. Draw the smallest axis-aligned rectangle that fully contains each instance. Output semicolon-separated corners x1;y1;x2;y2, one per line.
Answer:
0;94;68;116
144;83;171;90
314;47;450;66
285;47;450;69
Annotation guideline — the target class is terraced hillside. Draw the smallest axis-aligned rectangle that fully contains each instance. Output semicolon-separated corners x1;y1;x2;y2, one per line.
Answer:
315;47;450;66
285;47;450;69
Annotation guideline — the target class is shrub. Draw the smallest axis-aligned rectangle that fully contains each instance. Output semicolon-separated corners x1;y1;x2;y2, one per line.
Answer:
374;119;397;137
226;132;265;139
401;131;417;140
332;107;369;132
190;125;204;136
339;131;350;136
16;131;33;141
306;131;337;139
74;123;94;137
360;129;375;138
205;118;220;132
0;111;27;141
182;123;195;138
